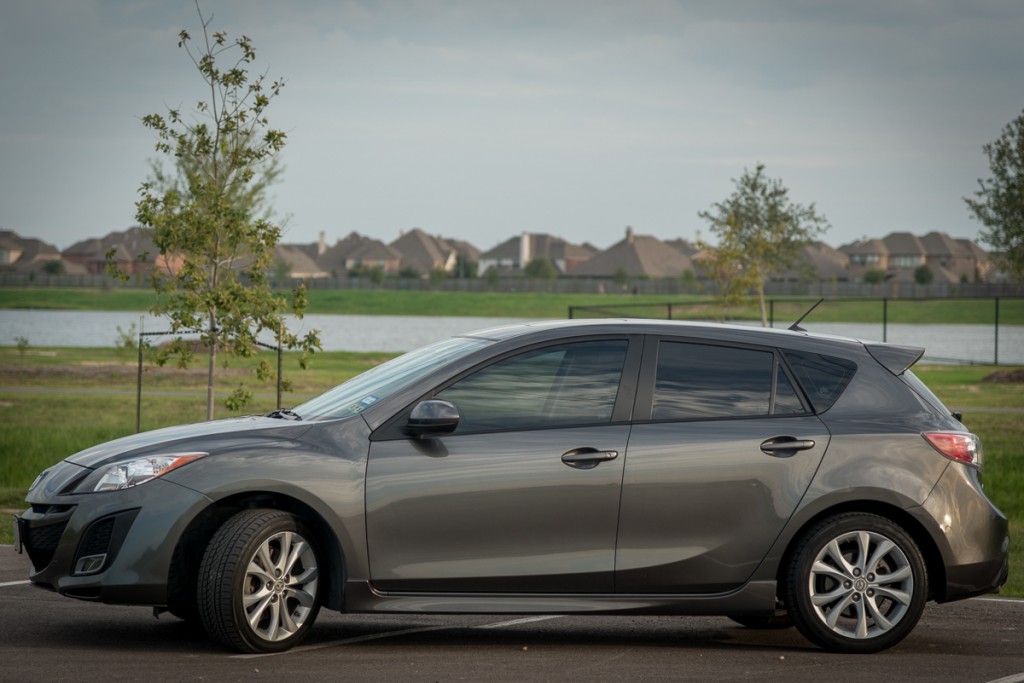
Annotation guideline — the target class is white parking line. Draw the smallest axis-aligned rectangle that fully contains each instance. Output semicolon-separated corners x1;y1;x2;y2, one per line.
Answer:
0;580;30;588
474;615;565;629
986;674;1024;683
232;615;566;659
976;597;1024;605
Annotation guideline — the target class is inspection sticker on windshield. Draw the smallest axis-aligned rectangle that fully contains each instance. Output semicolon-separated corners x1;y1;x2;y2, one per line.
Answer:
348;396;379;414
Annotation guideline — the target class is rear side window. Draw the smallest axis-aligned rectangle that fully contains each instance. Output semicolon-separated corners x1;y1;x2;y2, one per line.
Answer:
652;342;806;420
782;350;857;412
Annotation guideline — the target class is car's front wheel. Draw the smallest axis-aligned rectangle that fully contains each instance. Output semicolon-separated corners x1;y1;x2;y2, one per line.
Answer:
785;512;927;653
198;508;323;653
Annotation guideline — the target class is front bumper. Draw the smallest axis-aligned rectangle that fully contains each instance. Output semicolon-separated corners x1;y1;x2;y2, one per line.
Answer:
16;461;210;605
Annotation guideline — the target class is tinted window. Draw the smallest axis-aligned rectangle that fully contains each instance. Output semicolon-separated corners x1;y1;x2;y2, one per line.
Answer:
782;350;857;412
438;340;628;433
653;342;773;420
773;364;806;415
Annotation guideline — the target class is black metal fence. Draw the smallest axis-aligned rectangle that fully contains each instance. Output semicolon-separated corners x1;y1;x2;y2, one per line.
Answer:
3;271;1022;298
568;296;1023;366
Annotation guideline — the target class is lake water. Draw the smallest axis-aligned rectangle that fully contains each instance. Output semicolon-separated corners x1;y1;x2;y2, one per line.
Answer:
1;309;1021;364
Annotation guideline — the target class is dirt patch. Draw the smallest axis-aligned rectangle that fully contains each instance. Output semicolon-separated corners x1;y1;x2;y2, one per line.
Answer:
982;369;1024;383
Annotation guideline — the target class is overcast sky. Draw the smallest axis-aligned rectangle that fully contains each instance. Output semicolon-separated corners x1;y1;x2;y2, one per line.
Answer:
2;1;1022;253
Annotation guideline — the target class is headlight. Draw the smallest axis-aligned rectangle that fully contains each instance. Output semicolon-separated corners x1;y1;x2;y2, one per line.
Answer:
91;453;207;492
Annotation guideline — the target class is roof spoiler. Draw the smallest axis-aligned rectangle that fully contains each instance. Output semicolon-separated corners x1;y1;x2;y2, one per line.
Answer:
865;343;925;375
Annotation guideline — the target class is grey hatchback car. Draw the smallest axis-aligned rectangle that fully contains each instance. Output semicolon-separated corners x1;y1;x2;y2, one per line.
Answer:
15;320;1008;654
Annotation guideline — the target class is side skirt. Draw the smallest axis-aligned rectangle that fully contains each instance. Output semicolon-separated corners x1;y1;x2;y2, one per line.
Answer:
342;580;778;616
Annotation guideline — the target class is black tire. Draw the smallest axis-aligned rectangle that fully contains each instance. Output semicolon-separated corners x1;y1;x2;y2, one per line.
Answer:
728;608;792;630
784;512;927;654
198;509;323;653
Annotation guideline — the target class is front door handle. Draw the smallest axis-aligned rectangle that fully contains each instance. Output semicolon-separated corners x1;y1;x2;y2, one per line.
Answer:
561;448;619;469
760;437;816;457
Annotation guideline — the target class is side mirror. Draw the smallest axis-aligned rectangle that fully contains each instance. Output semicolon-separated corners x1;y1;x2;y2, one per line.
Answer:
406;399;459;436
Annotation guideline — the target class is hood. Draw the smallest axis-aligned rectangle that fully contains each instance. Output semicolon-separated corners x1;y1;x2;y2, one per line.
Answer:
64;415;314;469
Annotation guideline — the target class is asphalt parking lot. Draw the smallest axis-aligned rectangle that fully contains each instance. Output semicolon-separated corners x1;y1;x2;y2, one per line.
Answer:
2;547;1021;683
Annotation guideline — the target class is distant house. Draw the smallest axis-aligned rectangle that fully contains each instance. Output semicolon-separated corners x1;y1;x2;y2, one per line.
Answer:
840;231;992;284
774;241;850;282
316;232;402;276
0;230;86;275
390;228;458;276
273;245;327;279
956;238;992;282
478;232;595;275
63;226;181;276
920;232;975;283
570;227;694;279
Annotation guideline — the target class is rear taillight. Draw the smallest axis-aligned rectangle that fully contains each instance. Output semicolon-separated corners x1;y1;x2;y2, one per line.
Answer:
923;432;981;467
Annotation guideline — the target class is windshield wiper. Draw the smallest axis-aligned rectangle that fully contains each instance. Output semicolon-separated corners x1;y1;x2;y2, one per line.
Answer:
267;408;302;421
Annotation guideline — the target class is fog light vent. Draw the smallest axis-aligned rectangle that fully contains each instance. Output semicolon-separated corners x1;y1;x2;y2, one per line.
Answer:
72;509;139;577
74;554;107;575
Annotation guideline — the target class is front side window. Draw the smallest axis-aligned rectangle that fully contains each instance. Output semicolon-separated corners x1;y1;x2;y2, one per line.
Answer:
437;340;628;434
651;342;807;421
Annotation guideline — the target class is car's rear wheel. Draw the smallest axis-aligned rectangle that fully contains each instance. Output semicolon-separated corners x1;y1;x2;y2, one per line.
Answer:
785;512;927;653
198;508;323;653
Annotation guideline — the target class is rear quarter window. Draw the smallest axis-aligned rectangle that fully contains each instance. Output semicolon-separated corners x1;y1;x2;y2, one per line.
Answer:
782;350;857;413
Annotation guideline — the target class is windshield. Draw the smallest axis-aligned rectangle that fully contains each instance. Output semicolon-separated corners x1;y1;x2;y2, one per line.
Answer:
293;336;491;420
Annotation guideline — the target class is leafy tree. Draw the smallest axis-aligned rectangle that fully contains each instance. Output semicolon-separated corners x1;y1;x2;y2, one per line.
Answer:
863;268;887;285
398;266;420;279
679;268;697;291
429;267;449;288
914;264;934;285
965;108;1024;280
42;260;65;275
612;267;630;289
121;2;320;420
272;257;292;283
454;252;478;279
698;164;829;326
523;257;557;280
694;236;759;321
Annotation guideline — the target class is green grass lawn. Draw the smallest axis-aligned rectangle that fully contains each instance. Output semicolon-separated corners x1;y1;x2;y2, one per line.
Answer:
2;286;1022;324
0;348;1020;597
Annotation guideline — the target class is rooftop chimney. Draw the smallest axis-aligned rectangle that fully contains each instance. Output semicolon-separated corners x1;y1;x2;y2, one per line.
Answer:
626;226;635;244
318;231;327;256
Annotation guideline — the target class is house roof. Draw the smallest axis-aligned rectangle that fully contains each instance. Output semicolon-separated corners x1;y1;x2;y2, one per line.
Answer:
839;238;888;256
778;241;849;280
920;231;971;258
274;245;324;276
64;226;157;260
571;232;693;278
664;238;700;258
443;238;482;261
479;233;593;272
316;232;401;271
956;238;989;261
390;228;455;274
882;232;926;256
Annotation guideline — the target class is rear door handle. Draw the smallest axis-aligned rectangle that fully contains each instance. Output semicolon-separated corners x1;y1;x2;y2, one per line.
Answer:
561;448;619;469
760;438;816;457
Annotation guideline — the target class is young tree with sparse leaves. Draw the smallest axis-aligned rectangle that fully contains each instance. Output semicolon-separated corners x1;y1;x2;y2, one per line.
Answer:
965;108;1024;280
116;2;320;420
698;164;829;326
